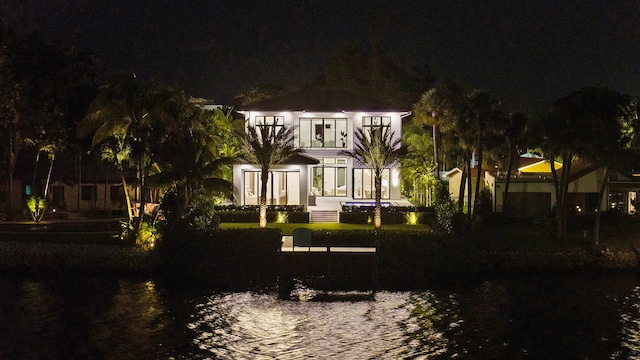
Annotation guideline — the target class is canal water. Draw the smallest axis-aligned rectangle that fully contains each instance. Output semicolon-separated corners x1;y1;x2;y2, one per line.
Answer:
1;272;639;359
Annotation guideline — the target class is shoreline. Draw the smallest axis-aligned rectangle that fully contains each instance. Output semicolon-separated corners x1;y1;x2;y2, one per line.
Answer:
0;240;637;281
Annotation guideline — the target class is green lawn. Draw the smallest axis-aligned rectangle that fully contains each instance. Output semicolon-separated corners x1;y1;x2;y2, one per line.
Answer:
219;222;430;235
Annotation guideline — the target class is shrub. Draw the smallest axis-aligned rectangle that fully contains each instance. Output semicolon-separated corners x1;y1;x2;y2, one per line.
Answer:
435;199;459;233
26;196;47;222
135;221;159;250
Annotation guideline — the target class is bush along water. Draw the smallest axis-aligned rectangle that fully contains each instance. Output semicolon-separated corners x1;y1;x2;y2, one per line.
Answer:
156;189;282;289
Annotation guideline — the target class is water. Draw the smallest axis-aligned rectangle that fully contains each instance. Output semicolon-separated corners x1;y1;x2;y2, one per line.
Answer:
1;273;640;359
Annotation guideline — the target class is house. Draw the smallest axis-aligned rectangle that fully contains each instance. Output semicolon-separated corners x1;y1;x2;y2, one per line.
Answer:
233;91;412;220
484;156;640;217
1;155;135;219
444;166;485;206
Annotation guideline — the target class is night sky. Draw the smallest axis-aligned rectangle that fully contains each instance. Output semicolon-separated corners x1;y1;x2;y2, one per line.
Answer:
1;0;639;111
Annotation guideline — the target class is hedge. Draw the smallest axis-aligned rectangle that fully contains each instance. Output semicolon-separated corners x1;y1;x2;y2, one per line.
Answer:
157;228;283;289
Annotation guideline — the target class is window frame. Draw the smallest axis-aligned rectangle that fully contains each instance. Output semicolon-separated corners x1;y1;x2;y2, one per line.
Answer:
298;117;348;149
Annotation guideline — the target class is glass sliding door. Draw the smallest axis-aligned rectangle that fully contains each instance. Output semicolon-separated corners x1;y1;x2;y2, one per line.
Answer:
311;165;347;197
353;168;390;199
243;171;300;205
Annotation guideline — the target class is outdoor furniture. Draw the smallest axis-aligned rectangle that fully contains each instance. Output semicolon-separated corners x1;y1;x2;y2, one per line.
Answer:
292;228;313;251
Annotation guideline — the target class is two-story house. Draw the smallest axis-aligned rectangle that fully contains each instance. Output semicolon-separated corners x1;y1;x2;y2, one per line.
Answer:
232;91;412;220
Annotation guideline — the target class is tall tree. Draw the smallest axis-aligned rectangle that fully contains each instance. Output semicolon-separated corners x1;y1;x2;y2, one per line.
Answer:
543;87;628;239
146;92;236;205
465;89;500;218
340;126;403;230
413;81;466;178
78;72;163;227
99;131;135;221
568;87;629;244
0;29;96;218
401;123;437;206
237;121;301;228
501;111;528;216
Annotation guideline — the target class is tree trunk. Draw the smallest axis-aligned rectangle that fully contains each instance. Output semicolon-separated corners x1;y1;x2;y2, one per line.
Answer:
593;165;610;245
43;155;54;198
259;168;269;228
458;163;467;212
432;124;440;179
104;165;109;211
473;143;483;219
374;171;382;230
32;150;41;196
467;156;472;219
560;154;572;238
549;157;562;239
7;121;24;216
137;154;146;228
502;144;516;217
117;165;134;222
77;153;81;213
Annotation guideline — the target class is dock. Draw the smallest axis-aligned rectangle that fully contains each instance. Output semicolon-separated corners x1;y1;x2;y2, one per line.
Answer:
279;235;378;297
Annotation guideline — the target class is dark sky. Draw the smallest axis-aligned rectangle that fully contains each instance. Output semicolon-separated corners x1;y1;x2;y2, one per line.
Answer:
1;0;639;111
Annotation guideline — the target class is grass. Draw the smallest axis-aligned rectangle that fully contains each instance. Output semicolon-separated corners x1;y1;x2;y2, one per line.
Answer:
219;222;430;235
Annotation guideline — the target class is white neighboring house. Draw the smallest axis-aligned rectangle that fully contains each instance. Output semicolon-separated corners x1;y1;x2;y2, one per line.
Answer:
233;91;412;216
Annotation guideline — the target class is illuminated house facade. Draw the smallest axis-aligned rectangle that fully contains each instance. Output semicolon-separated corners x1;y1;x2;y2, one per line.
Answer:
232;91;411;213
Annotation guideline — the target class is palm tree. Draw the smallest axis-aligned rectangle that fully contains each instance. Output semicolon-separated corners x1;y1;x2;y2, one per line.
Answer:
99;130;135;222
340;126;402;230
237;121;301;228
501;111;528;216
466;89;500;218
146;97;236;205
402;123;436;206
413;81;465;178
78;72;161;227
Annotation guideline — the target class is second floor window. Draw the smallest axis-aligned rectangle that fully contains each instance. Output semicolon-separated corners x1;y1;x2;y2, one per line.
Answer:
255;116;284;135
362;116;391;140
298;118;347;148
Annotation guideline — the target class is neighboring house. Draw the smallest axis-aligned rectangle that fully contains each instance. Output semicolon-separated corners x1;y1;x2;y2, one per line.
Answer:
233;90;412;216
444;166;484;206
1;157;133;218
485;157;640;217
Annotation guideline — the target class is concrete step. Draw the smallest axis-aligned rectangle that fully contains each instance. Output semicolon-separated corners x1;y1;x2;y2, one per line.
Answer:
309;210;339;223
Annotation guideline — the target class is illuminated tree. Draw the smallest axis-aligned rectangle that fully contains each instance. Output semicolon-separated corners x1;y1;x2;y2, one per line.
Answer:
146;93;236;205
79;72;166;227
340;126;403;230
237;122;301;228
401;123;437;206
413;81;466;178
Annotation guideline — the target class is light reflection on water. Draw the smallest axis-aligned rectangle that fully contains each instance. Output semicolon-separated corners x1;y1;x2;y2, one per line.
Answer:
618;286;640;359
186;292;451;359
1;273;640;359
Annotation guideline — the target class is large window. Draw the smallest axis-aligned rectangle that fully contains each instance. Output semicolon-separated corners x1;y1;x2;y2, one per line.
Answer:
353;168;390;199
311;158;347;197
362;116;391;140
254;116;284;140
243;171;300;205
298;118;347;148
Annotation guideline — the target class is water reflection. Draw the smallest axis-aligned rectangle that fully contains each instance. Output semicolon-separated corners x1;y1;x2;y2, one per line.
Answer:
186;291;455;359
0;273;639;359
618;286;640;359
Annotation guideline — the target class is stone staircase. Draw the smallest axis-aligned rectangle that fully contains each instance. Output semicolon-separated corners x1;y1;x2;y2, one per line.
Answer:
309;210;339;223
